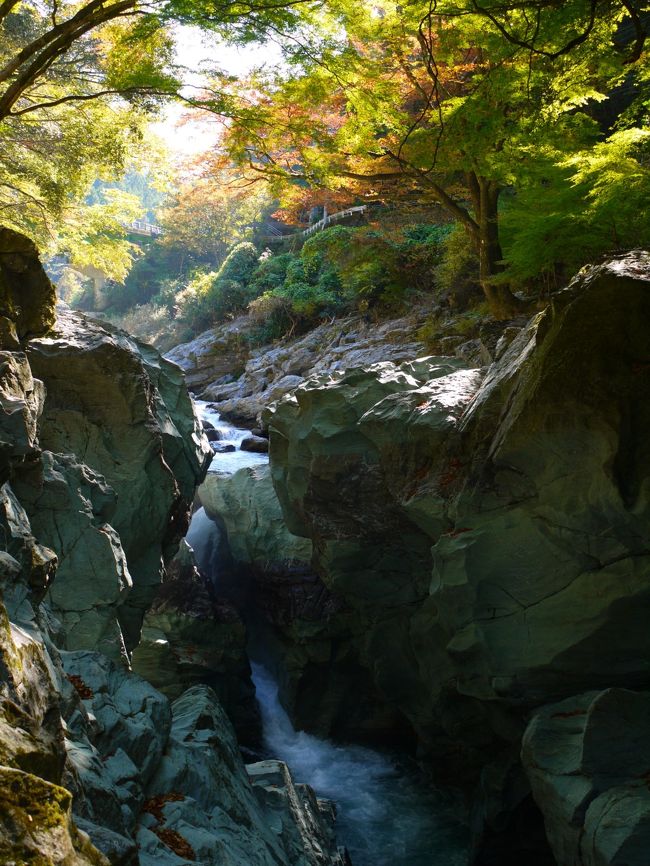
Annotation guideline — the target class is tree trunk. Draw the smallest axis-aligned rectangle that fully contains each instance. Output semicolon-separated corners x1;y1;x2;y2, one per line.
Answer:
470;175;527;319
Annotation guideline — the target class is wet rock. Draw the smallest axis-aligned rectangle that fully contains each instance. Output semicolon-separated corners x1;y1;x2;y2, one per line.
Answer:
213;442;236;453
200;464;422;748
241;434;270;453
205;427;222;442
246;760;348;866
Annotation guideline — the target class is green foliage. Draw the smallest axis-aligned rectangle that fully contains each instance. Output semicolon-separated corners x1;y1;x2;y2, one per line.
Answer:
500;129;650;287
175;242;262;330
214;241;260;285
434;225;482;308
301;226;406;308
397;223;454;292
248;253;294;294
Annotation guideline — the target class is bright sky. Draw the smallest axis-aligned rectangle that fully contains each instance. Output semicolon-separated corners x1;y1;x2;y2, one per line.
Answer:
151;26;283;158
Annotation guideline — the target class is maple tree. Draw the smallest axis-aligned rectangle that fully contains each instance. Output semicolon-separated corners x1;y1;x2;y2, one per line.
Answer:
214;0;649;316
0;0;317;260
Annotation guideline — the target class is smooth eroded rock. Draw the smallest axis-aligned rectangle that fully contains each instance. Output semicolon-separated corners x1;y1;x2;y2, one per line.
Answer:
27;311;212;649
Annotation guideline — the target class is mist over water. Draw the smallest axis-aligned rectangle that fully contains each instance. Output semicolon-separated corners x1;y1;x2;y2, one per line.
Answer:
252;664;467;866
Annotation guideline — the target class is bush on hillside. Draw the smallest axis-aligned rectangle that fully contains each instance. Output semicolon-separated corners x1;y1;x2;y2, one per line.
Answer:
434;225;481;308
175;242;262;331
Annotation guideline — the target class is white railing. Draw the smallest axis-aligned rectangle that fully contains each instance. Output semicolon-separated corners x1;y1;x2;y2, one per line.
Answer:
262;205;368;245
128;220;162;236
301;205;368;238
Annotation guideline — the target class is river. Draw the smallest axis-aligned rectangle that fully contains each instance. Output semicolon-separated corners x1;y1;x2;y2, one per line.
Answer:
190;400;468;866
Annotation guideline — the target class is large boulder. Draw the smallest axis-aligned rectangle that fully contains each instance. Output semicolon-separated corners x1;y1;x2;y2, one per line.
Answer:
0;227;56;339
27;310;212;649
137;685;346;866
522;689;650;866
200;465;312;567
262;253;650;855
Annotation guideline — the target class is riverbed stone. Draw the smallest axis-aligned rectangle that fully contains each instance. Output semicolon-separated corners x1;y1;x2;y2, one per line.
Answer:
241;434;269;453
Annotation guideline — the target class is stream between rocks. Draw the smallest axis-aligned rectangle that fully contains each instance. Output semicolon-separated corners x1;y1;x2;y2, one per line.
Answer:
190;400;468;866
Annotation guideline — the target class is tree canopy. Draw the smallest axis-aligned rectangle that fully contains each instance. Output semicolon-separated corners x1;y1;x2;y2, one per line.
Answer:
0;0;316;263
212;0;649;315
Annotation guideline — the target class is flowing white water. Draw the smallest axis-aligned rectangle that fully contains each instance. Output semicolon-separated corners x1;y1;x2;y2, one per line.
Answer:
252;664;467;866
186;506;221;574
190;399;467;865
195;399;268;475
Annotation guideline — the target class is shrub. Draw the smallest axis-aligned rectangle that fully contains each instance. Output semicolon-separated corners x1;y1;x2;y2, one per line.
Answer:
398;223;453;292
301;226;405;310
214;241;260;285
174;242;263;331
434;225;481;309
248;292;294;342
248;253;294;295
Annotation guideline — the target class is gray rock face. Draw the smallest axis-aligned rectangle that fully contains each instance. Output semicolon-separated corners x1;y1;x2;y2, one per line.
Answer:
171;309;430;427
522;689;650;866
259;253;650;854
200;465;312;567
165;316;251;391
13;453;131;662
137;685;346;866
132;540;260;743
27;310;212;650
0;241;346;866
0;227;56;339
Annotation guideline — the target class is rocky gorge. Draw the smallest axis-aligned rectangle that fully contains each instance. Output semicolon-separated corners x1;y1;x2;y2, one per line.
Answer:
1;229;649;866
174;251;650;865
0;228;348;866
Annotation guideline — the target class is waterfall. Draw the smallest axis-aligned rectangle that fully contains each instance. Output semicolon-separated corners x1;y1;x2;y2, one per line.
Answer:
252;664;467;866
186;506;221;575
189;399;468;865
